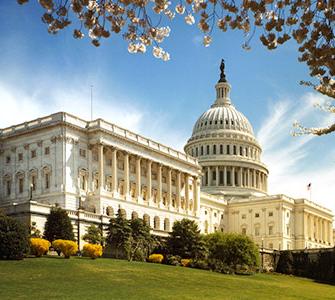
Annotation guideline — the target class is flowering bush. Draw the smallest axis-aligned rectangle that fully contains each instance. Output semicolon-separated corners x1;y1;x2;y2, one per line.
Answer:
30;238;50;257
148;254;164;264
181;259;191;267
83;243;103;259
52;239;78;258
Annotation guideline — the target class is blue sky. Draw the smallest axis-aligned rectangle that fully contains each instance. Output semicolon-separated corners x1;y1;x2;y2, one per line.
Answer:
1;2;334;214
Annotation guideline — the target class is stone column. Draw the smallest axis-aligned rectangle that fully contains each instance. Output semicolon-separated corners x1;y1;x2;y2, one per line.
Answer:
167;168;172;209
253;169;256;188
112;148;118;196
157;164;162;207
207;166;211;187
304;212;309;240
223;166;227;186
135;156;142;203
323;220;327;243
185;174;189;213
232;167;235;187
216;166;219;187
124;152;129;198
98;143;104;191
88;145;93;192
176;171;181;211
193;177;200;216
315;216;318;242
329;222;333;245
147;160;152;205
239;167;243;187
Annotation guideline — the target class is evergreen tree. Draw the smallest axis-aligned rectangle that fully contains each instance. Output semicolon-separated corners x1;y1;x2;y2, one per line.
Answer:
106;209;131;259
43;206;74;242
0;214;29;260
82;224;105;245
167;218;206;259
129;218;152;261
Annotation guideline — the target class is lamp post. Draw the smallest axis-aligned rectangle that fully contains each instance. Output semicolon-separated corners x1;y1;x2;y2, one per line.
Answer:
29;183;33;201
261;237;264;272
77;197;82;253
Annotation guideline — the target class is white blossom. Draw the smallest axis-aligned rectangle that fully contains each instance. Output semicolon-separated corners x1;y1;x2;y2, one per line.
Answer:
185;14;195;25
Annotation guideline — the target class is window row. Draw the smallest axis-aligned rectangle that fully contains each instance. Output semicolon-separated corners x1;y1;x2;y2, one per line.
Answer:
241;211;274;219
241;224;276;236
5;147;50;164
190;144;259;159
104;208;171;231
3;167;51;197
196;118;248;131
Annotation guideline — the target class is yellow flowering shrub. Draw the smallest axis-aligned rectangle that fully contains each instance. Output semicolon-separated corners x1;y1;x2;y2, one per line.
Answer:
30;238;50;257
83;243;103;259
181;259;191;267
148;254;164;263
52;239;78;258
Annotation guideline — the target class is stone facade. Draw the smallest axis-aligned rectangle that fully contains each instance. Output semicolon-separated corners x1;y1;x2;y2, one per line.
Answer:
0;66;333;250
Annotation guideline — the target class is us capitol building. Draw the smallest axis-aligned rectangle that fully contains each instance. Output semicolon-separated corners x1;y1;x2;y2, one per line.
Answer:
1;62;334;250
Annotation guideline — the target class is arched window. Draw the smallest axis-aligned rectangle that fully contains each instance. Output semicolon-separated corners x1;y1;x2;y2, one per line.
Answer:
220;145;223;154
206;145;210;155
78;168;88;191
240;146;243;156
164;218;170;231
233;145;237;155
118;208;127;219
201;146;204;156
242;227;247;235
4;174;12;196
195;147;198;156
16;171;25;194
204;220;209;233
213;145;216;155
131;211;139;220
29;168;38;191
143;214;150;227
226;145;230;155
154;216;160;230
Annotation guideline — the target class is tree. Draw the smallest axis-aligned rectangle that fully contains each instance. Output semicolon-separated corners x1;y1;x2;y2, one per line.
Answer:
43;206;75;242
167;218;207;259
128;218;152;261
17;1;334;135
106;209;132;259
205;232;259;272
0;214;29;260
82;224;105;245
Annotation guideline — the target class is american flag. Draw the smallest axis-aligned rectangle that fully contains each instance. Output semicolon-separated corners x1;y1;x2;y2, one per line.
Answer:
307;183;312;190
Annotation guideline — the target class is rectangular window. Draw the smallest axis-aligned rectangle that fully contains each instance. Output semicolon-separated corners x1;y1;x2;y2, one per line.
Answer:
19;178;24;193
45;173;50;189
219;171;224;184
18;153;23;161
269;225;273;235
44;147;50;155
212;171;216;181
268;211;273;217
6;156;11;163
213;145;216;154
240;147;243;155
31;150;36;158
201;146;204;156
220;145;223;154
242;214;246;219
255;213;260;218
195;147;198;156
31;175;37;191
286;226;290;236
206;145;210;155
79;148;86;158
6;181;11;196
242;228;247;235
255;227;260;236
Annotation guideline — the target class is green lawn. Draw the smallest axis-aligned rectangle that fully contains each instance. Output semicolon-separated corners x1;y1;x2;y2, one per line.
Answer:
0;257;334;300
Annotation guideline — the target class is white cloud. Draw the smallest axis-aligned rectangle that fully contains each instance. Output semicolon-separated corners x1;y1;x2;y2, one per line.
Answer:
257;92;335;213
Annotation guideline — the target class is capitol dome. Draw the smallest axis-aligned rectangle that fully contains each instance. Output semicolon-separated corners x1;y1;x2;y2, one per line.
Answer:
184;60;269;199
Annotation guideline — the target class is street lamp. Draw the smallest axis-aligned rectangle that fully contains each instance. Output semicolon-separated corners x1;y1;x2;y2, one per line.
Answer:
261;237;264;272
29;183;33;201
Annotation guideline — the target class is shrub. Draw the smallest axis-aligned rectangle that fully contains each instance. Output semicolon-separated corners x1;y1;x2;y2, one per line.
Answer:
83;243;103;259
44;207;75;242
276;250;294;275
30;238;50;257
189;259;209;270
180;259;191;267
148;254;164;263
205;232;259;273
0;214;29;260
52;240;78;258
82;225;105;245
167;255;181;266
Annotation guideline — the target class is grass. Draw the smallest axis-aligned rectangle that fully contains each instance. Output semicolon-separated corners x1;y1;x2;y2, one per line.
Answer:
0;257;334;300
